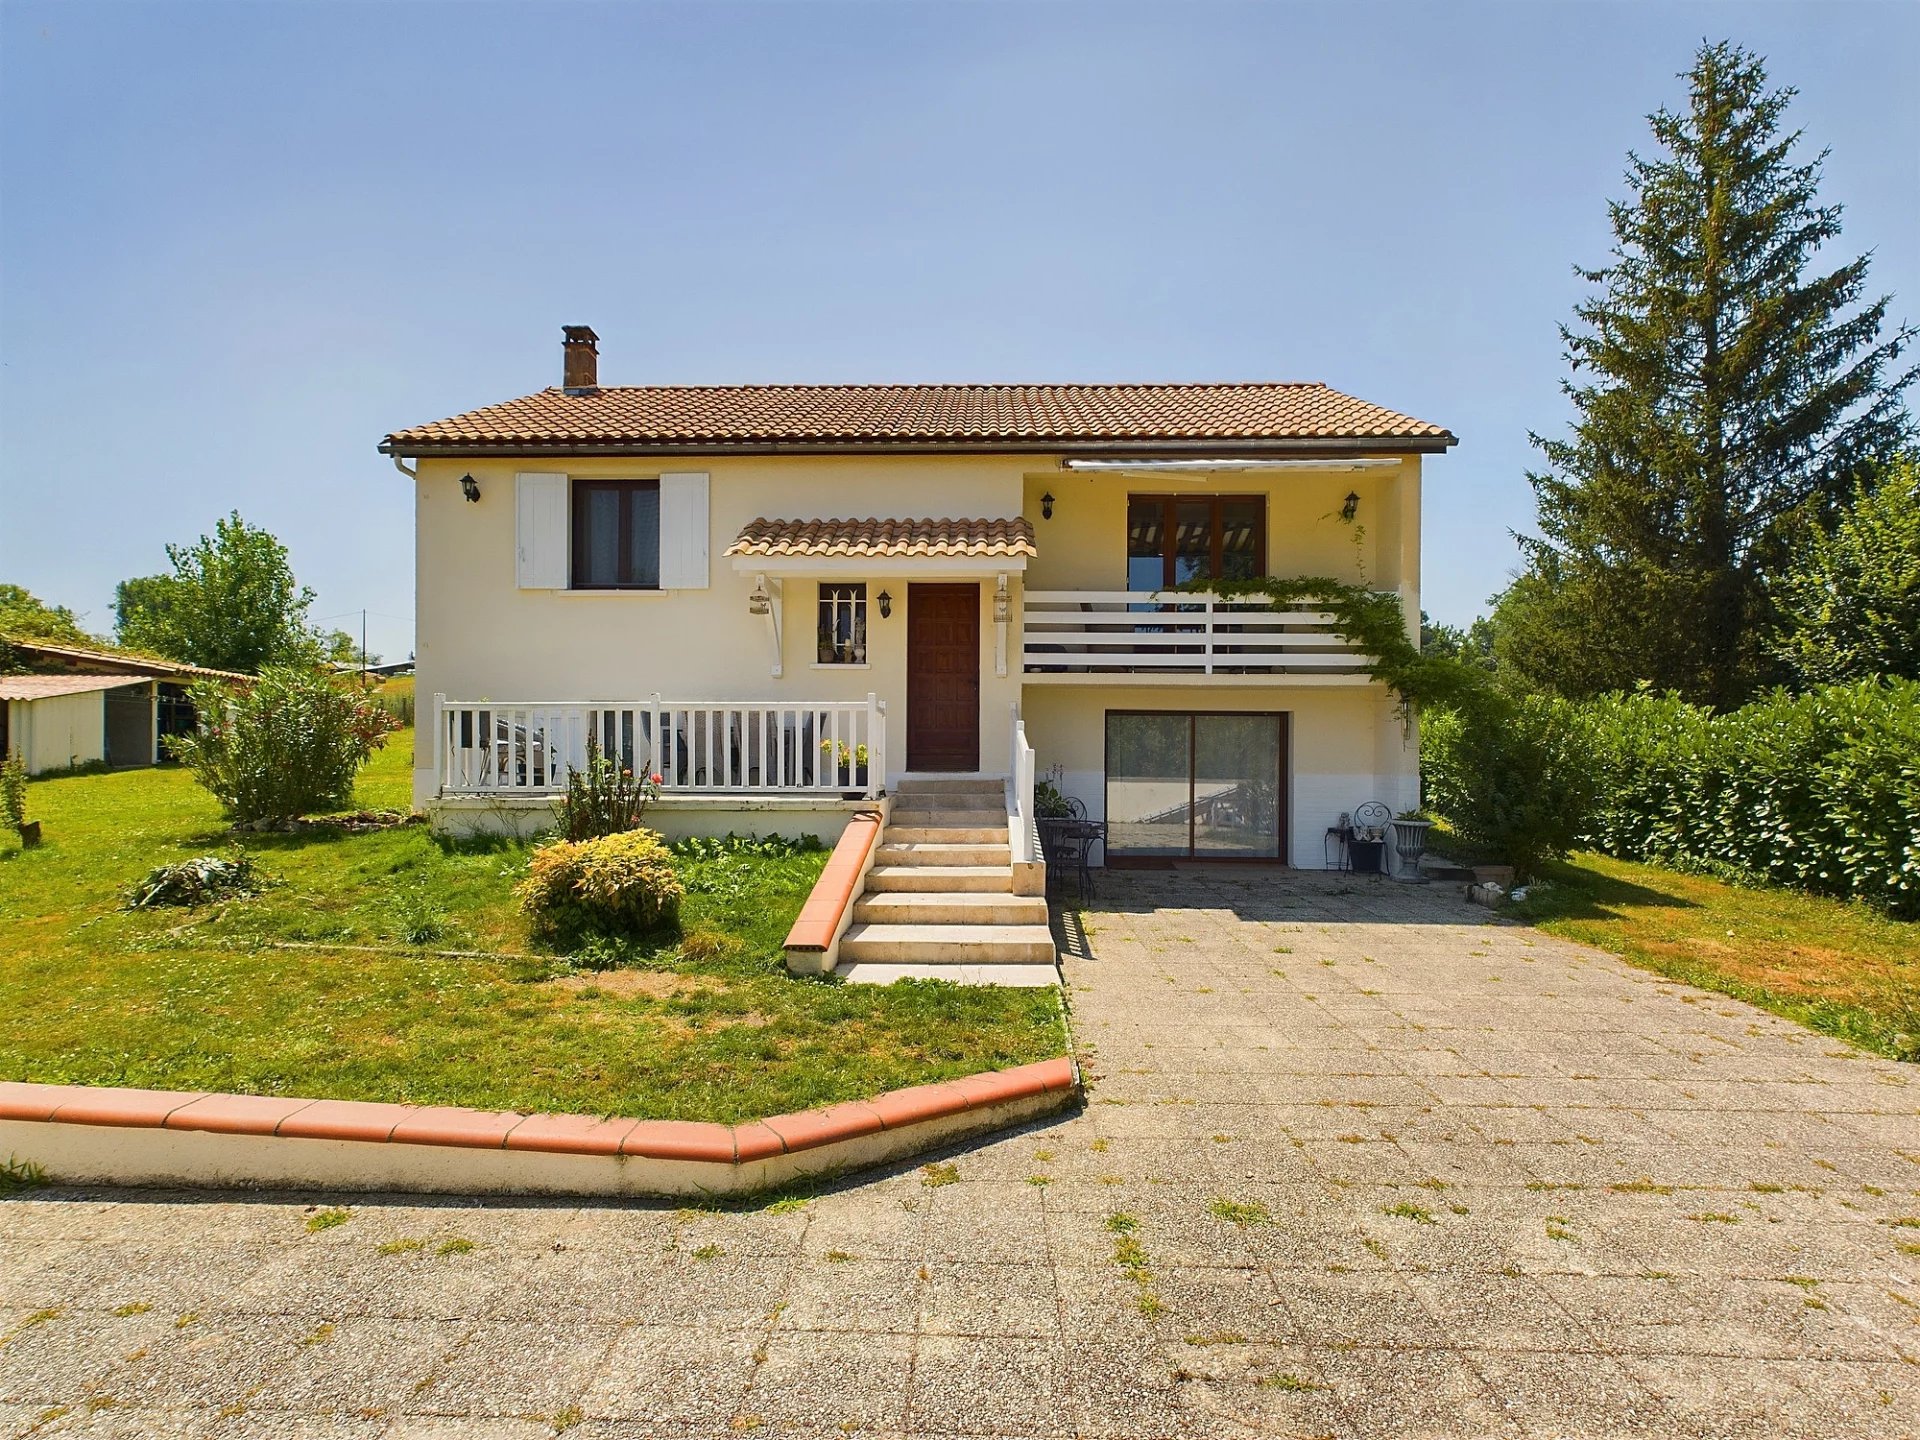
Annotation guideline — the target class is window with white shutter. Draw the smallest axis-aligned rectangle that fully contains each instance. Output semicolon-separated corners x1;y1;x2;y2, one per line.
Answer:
658;471;710;589
515;472;569;589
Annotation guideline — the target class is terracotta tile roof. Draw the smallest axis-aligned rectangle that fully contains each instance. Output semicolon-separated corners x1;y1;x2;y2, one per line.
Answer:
726;516;1038;560
0;673;158;701
383;383;1455;455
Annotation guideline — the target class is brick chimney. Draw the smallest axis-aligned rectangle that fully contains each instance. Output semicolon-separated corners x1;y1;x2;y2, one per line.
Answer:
561;325;599;393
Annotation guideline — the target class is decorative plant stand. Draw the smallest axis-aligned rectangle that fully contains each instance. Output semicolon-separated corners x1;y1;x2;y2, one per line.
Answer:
1388;817;1432;883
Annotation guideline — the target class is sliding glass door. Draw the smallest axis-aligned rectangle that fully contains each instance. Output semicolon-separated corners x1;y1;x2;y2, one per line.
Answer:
1105;712;1287;861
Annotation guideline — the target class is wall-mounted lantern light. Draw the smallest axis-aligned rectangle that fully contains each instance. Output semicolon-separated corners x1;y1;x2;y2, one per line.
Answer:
1040;491;1055;520
747;579;771;616
877;589;892;619
460;473;482;503
1340;490;1360;523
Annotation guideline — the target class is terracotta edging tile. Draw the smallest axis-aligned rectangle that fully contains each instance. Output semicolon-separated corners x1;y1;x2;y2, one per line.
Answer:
867;1080;975;1130
49;1087;206;1129
0;1081;89;1123
388;1106;526;1150
620;1120;737;1163
731;1122;787;1164
761;1101;885;1154
275;1100;415;1144
0;1055;1079;1177
165;1094;317;1137
504;1113;639;1157
784;812;881;952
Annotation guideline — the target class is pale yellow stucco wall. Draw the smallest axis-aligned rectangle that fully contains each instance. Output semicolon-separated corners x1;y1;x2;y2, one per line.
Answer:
411;450;1426;857
13;691;106;775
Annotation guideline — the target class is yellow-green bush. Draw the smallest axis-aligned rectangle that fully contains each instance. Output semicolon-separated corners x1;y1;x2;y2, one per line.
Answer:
516;829;683;940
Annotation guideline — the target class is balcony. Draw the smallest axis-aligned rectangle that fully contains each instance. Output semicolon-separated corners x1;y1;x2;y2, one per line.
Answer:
1021;590;1376;683
434;695;886;799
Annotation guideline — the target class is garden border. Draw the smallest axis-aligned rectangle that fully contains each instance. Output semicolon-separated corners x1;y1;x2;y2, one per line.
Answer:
0;1056;1077;1199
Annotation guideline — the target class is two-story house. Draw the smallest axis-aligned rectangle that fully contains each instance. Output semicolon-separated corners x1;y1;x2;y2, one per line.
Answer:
382;328;1453;976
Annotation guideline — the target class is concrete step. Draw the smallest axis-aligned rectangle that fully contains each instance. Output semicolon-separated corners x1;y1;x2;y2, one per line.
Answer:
865;865;1014;894
1419;854;1476;882
874;842;1012;867
834;961;1060;988
889;800;1008;821
853;892;1049;925
894;777;1004;796
885;824;1007;845
839;923;1058;964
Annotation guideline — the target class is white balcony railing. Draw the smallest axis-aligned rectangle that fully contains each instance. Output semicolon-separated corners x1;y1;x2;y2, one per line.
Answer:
1022;590;1377;678
433;693;886;800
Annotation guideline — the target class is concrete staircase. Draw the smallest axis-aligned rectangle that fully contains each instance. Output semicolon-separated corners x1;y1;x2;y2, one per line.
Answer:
835;778;1058;987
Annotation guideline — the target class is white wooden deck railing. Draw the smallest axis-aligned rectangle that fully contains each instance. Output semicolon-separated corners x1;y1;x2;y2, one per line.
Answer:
433;693;886;799
1022;590;1379;677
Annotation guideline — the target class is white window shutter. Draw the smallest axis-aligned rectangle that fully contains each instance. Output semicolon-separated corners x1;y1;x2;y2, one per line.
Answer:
658;471;710;589
515;472;568;589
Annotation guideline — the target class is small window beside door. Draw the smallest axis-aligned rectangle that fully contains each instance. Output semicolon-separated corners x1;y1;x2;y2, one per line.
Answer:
571;479;661;589
1126;495;1267;591
817;584;868;665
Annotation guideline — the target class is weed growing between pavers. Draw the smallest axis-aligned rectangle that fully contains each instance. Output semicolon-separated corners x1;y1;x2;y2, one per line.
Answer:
1106;1212;1162;1317
1207;1198;1270;1226
304;1206;350;1233
1381;1202;1435;1225
920;1162;960;1188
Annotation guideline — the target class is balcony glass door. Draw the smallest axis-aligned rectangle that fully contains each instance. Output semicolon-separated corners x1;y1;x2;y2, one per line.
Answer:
1105;711;1286;861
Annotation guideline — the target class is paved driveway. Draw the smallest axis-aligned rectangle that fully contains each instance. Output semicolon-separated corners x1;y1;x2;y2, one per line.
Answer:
4;870;1917;1439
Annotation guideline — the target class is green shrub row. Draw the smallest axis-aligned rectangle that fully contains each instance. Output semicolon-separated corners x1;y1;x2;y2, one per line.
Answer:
1575;678;1920;916
1421;677;1920;915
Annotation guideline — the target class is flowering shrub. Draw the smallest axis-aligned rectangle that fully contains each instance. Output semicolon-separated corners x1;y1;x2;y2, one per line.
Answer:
517;828;684;941
168;667;399;824
555;737;662;840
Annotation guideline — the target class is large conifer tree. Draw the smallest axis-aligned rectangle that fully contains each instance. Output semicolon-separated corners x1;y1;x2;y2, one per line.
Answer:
1501;40;1914;706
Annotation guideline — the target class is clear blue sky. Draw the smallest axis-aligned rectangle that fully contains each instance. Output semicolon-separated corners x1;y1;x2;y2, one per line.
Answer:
3;0;1914;661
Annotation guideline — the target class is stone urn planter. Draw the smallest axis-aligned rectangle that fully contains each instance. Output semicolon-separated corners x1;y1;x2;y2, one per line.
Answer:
1388;817;1432;882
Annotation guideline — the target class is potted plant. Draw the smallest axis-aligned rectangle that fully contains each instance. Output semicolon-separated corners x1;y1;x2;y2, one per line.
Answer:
1034;779;1073;819
821;739;870;798
1388;808;1433;882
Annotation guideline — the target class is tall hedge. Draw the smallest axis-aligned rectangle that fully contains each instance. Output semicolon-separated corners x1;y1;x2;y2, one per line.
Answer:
1574;679;1920;916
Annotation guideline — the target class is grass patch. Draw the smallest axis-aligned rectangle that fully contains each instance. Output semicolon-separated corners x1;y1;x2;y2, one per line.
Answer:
1509;853;1919;1060
0;1156;46;1196
0;729;1065;1122
305;1207;350;1233
1380;1202;1435;1225
1207;1197;1270;1226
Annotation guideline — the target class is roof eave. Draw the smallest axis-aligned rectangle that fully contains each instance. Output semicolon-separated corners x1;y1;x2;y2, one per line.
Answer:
379;433;1458;460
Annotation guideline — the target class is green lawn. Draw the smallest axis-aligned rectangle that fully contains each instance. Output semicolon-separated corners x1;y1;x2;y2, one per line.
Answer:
1511;853;1920;1061
0;730;1065;1123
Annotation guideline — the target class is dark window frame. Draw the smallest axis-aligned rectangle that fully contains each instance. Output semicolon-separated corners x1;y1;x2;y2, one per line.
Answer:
570;478;661;590
1126;494;1268;589
1102;708;1290;863
817;582;869;665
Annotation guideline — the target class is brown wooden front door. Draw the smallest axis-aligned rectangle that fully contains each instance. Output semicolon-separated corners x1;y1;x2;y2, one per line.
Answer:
906;583;980;771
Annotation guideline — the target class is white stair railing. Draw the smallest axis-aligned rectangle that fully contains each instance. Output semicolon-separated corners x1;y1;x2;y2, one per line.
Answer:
1008;701;1037;868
